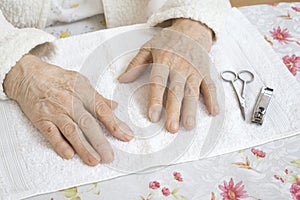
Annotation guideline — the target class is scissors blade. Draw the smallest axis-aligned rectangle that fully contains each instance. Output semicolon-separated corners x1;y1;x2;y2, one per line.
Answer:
241;105;246;120
239;98;246;120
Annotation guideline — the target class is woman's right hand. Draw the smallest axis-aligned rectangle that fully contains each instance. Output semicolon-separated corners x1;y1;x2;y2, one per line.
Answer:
3;54;134;166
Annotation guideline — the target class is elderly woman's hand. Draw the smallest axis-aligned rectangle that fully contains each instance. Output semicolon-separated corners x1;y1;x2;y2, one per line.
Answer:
118;18;219;133
3;54;134;166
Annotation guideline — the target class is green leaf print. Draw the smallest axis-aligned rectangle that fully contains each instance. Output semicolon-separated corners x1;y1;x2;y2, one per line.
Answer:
180;195;189;200
60;187;78;198
291;159;300;168
171;188;179;195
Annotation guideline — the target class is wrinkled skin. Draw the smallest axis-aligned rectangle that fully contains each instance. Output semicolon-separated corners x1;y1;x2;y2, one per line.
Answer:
119;19;219;133
3;55;134;166
3;18;219;166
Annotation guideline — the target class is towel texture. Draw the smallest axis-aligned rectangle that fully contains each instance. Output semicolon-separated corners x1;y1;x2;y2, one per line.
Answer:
0;8;300;200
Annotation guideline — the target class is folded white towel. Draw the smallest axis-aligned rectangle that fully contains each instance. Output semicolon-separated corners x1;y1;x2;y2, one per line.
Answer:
1;8;299;200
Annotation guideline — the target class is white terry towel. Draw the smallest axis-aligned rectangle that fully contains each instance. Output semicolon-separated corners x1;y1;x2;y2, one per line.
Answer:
1;8;300;200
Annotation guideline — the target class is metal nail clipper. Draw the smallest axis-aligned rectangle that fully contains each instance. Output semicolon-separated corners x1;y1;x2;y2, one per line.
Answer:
251;87;274;125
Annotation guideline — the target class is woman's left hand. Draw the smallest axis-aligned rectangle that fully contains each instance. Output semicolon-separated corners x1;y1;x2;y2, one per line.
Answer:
118;18;219;133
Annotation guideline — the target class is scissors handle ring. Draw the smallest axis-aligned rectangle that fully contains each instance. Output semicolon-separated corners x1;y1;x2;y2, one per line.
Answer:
220;70;237;82
237;70;254;83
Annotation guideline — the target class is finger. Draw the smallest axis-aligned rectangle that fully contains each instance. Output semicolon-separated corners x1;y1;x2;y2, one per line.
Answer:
73;74;118;110
103;97;118;110
94;96;134;142
34;120;75;159
200;76;219;116
55;115;101;166
118;48;152;82
165;70;187;133
148;62;169;123
72;103;114;163
182;74;201;130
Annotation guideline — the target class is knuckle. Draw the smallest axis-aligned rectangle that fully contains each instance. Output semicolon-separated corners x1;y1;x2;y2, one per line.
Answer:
149;98;163;106
63;122;77;138
95;102;111;117
184;86;199;97
185;85;199;97
150;75;165;85
109;122;120;135
111;125;118;135
101;116;118;134
78;113;94;129
94;142;110;152
37;122;57;138
44;125;57;138
32;102;50;115
170;83;184;94
150;83;165;95
53;140;66;150
206;81;217;91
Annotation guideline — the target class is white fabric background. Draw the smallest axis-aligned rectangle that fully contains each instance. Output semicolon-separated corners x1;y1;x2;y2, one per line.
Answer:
1;6;300;200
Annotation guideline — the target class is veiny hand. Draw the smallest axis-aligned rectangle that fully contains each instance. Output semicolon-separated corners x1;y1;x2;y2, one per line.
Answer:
118;18;219;133
3;54;134;166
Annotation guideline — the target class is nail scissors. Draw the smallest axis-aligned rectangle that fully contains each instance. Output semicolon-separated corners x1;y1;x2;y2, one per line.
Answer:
220;70;254;120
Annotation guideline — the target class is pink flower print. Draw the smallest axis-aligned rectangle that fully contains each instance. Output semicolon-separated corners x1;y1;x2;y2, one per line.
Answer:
251;148;266;158
270;3;279;6
274;175;285;183
270;26;293;44
218;178;248;200
283;54;300;76
285;169;289;175
292;7;300;12
162;187;170;196
290;178;300;200
149;181;160;189
173;172;183;182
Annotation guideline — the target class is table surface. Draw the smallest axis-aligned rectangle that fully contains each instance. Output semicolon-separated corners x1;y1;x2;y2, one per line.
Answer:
28;3;300;200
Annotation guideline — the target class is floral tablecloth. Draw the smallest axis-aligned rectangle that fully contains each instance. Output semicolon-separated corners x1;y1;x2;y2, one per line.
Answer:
30;2;300;200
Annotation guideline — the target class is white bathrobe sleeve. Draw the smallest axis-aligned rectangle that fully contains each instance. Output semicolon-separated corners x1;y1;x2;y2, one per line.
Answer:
0;0;51;28
147;0;231;38
102;0;231;38
0;10;55;100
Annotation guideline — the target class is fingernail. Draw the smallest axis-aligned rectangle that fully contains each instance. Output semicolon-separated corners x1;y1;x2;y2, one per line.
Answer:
166;120;179;133
214;104;219;115
63;149;74;159
185;116;195;130
101;150;114;164
119;123;134;140
87;154;101;166
118;73;128;82
149;105;162;122
117;74;124;81
171;121;179;131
